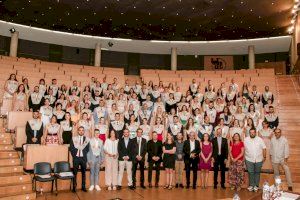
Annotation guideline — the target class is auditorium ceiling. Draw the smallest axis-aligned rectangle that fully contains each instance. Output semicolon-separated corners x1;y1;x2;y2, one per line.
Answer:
0;0;294;41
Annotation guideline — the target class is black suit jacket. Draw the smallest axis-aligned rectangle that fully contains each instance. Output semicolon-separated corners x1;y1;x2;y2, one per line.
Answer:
25;121;43;144
183;140;201;163
132;137;147;162
147;140;163;162
212;137;228;160
69;136;90;161
118;138;135;161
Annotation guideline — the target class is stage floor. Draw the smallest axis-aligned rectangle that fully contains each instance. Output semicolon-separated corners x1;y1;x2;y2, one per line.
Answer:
36;187;261;200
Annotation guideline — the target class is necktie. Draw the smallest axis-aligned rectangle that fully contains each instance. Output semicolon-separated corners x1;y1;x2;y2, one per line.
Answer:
79;136;83;157
138;138;141;156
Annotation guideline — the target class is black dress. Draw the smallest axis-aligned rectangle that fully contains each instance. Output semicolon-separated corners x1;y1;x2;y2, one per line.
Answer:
163;142;176;169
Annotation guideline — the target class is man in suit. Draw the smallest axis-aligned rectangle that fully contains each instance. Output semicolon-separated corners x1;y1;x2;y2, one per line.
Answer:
117;129;135;190
69;126;90;192
147;131;163;188
212;128;228;189
25;111;43;144
183;131;201;189
132;128;147;189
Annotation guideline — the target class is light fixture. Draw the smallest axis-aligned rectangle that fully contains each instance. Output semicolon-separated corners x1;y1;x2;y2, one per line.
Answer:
9;27;16;33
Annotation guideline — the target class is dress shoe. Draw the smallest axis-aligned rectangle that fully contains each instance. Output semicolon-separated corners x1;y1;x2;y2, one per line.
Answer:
179;184;184;188
186;185;190;189
148;183;152;188
192;185;196;190
72;189;76;193
288;187;293;191
214;185;217;189
117;185;122;190
141;185;146;189
221;185;226;189
175;184;179;188
155;183;159;188
129;185;135;190
82;188;87;192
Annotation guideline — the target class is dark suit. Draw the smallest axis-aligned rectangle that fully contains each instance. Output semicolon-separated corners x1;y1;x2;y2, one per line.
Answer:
147;140;163;184
25;121;43;144
109;122;125;140
183;140;201;187
132;137;147;186
212;137;228;187
69;136;90;190
117;137;135;161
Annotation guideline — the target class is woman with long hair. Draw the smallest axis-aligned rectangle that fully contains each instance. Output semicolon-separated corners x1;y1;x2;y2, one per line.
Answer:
77;112;94;138
104;130;119;191
66;100;80;122
43;115;61;145
163;133;176;190
228;133;245;191
53;103;65;124
3;74;18;99
94;117;108;142
199;133;212;189
12;84;28;111
152;117;165;142
59;112;74;144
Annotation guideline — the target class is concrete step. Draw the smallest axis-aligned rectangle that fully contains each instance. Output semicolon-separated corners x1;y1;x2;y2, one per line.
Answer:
0;183;32;197
0;152;18;159
0;145;14;152
0;159;20;167
0;166;23;174
0;174;31;187
0;192;36;200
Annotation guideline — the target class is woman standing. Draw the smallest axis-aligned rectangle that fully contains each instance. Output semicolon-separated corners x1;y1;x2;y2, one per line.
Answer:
12;84;28;111
199;133;212;189
163;133;176;190
103;130;119;191
43;115;61;145
40;98;53;127
87;129;105;191
3;74;18;99
60;112;74;144
94;117;108;142
228;133;245;191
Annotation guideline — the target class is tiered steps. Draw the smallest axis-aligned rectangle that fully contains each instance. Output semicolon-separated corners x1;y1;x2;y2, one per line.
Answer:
0;130;36;200
276;76;300;186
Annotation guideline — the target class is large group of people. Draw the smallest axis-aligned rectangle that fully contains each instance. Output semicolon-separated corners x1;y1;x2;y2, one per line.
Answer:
2;73;293;192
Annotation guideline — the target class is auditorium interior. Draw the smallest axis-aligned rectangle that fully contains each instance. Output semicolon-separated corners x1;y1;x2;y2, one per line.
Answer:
0;0;300;199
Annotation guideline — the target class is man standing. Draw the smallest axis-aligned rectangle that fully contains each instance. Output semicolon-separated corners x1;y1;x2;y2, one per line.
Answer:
132;128;147;189
212;128;228;189
183;131;201;189
147;132;163;188
117;129;135;190
175;133;185;188
70;126;90;192
25;111;43;144
270;128;293;191
244;128;266;192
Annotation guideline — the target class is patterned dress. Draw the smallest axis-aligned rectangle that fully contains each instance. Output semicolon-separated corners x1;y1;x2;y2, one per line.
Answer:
228;141;245;188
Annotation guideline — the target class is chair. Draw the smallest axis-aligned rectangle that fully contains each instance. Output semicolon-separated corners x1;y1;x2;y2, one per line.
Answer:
32;162;55;193
54;161;74;194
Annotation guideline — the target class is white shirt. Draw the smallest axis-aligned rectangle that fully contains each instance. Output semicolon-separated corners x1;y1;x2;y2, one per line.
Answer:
104;139;119;155
190;140;195;152
137;136;142;156
244;136;266;163
270;136;289;164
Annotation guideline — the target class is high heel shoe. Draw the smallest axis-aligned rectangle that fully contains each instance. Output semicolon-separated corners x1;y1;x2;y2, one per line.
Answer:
168;185;173;190
163;185;169;189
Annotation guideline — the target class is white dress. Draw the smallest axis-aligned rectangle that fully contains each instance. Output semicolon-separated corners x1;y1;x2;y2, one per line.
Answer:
3;80;18;99
40;106;53;126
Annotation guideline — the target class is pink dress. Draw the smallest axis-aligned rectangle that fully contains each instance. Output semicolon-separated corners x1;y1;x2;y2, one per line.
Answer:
199;142;212;170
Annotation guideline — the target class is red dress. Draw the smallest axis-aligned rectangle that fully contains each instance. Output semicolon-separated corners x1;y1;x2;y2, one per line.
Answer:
199;142;212;170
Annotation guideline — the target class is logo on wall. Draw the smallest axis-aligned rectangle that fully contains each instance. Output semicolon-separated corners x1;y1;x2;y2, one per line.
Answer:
204;56;233;70
211;58;226;70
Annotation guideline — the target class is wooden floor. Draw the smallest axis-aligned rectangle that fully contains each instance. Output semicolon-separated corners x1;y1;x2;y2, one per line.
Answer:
36;187;261;200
